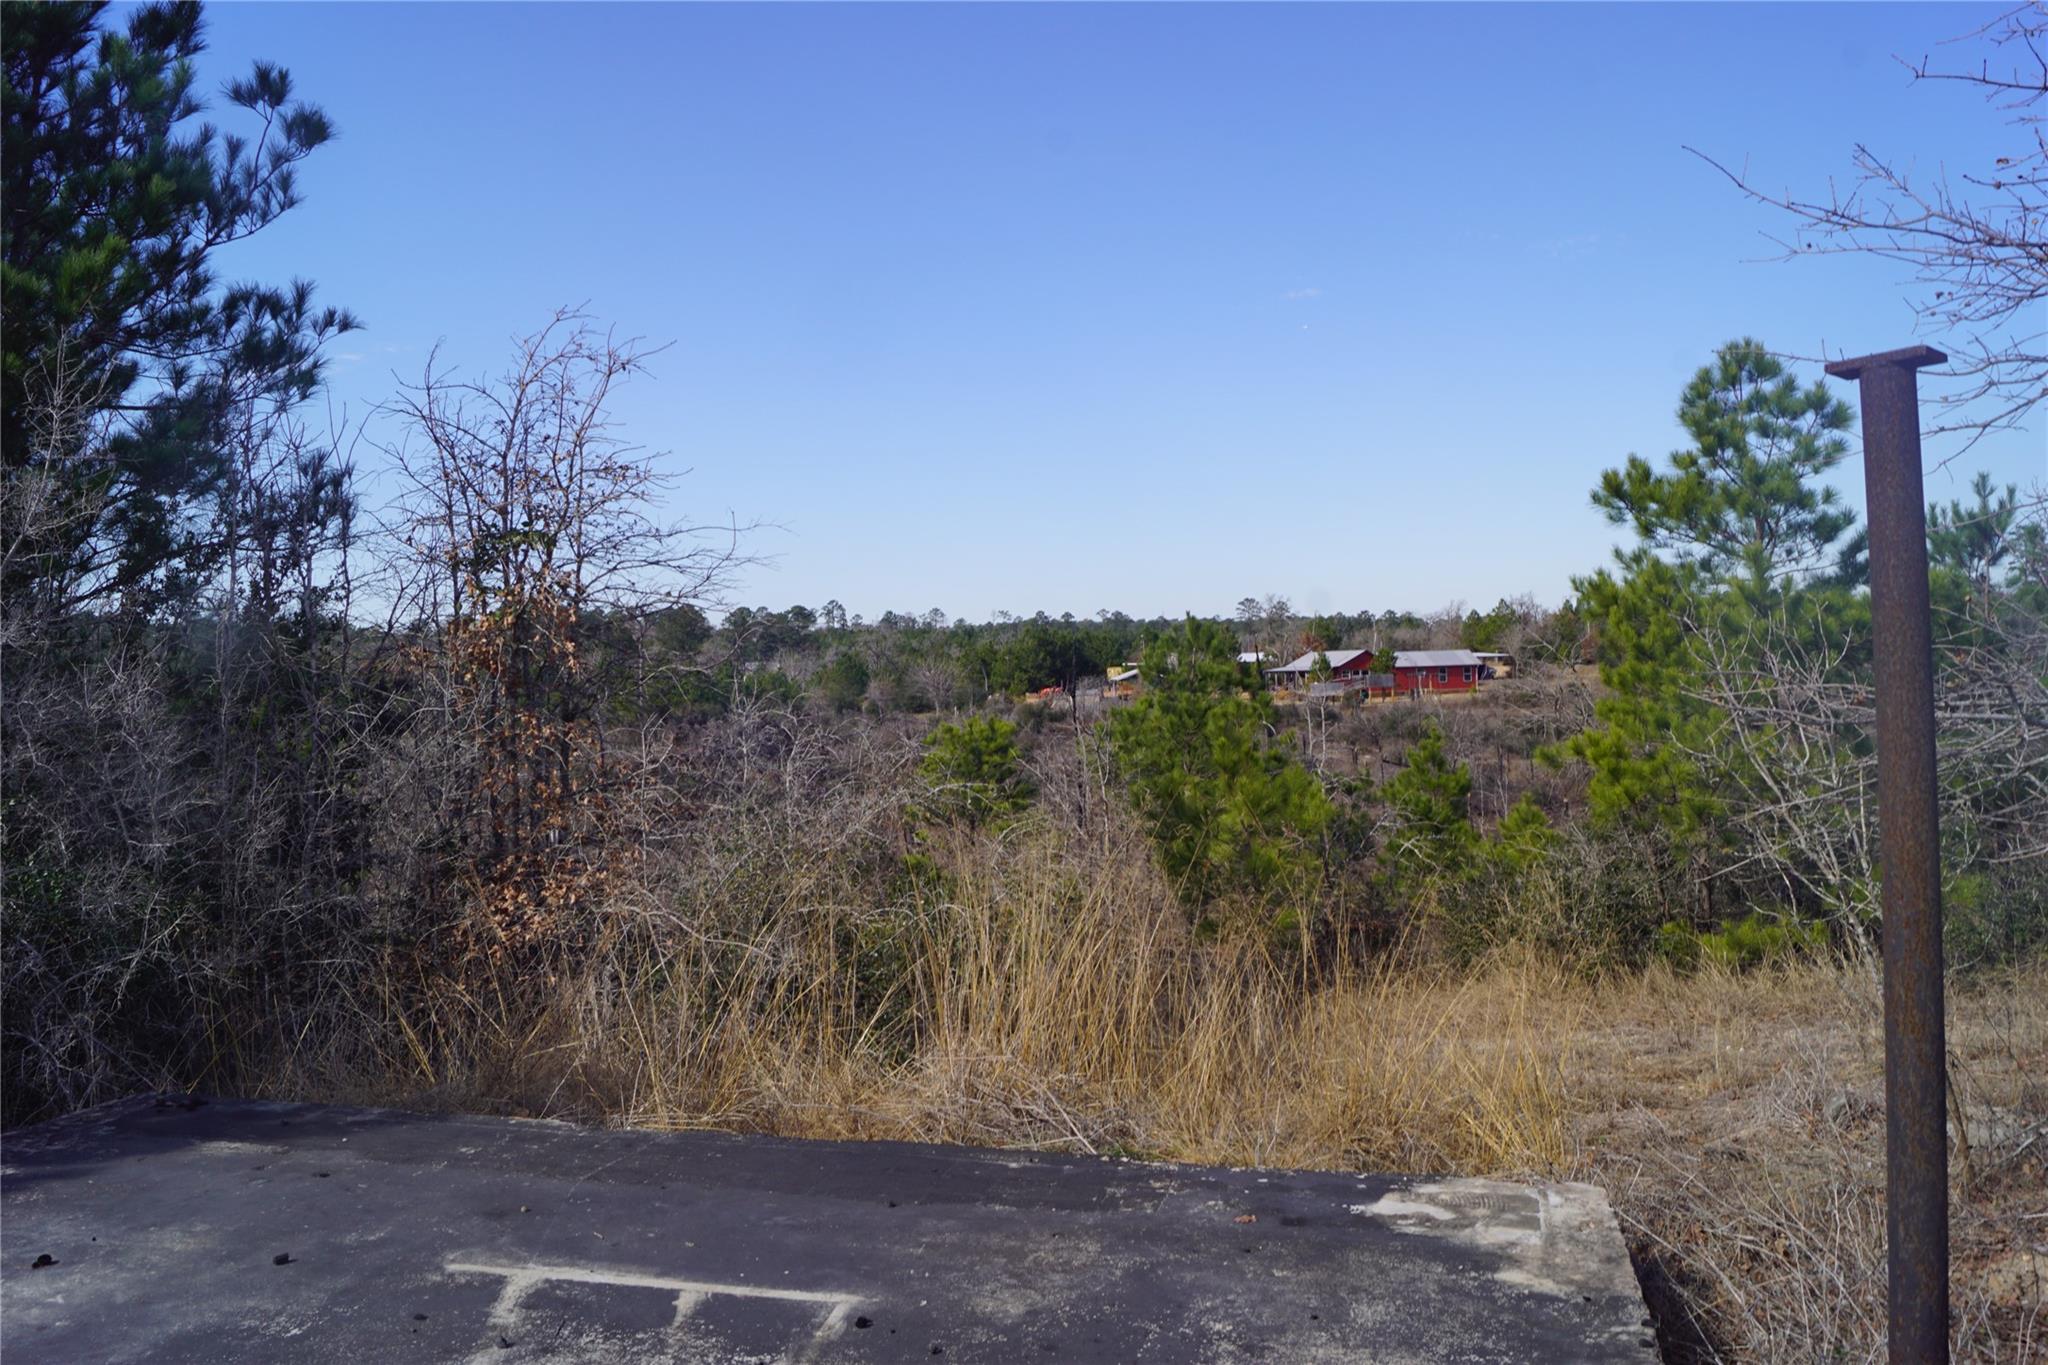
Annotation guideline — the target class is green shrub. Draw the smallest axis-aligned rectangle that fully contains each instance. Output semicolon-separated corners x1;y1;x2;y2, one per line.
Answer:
815;651;871;711
1944;864;2048;969
918;715;1033;827
1107;618;1331;921
1378;723;1478;886
1656;911;1828;972
1490;793;1557;871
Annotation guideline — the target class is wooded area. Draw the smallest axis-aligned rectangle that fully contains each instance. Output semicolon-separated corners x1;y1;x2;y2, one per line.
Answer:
4;4;2044;1359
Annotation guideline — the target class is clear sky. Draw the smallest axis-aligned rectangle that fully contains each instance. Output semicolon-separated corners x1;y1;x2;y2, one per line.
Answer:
187;1;2043;622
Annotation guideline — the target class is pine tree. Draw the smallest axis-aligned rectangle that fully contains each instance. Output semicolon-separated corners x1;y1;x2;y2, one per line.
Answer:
3;0;357;615
919;715;1032;826
816;650;870;712
1553;552;1723;843
1490;793;1557;871
1929;473;2018;603
1552;340;1865;921
1108;617;1330;915
1591;339;1854;598
1378;722;1478;885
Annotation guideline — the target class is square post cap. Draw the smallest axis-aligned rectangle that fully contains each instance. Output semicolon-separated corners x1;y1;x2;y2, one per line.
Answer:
1824;345;1947;381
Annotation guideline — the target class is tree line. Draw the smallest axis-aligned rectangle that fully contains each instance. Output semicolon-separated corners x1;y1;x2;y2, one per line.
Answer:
639;592;1582;718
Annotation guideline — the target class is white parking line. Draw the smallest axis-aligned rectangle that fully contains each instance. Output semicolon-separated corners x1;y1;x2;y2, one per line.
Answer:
445;1259;865;1364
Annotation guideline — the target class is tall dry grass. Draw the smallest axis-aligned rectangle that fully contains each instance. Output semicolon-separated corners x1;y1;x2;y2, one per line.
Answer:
1566;957;2047;1363
228;814;2043;1363
569;824;1572;1177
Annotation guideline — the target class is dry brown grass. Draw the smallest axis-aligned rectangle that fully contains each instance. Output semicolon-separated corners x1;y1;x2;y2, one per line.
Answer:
1572;958;2047;1363
586;832;1572;1178
244;823;2046;1363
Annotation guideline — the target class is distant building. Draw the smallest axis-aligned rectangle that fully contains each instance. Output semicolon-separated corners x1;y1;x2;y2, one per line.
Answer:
1261;650;1376;683
1392;649;1485;694
1264;648;1377;689
1474;651;1515;679
1263;647;1493;698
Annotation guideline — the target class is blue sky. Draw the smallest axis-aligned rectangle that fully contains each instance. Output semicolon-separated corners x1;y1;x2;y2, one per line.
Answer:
189;2;2043;622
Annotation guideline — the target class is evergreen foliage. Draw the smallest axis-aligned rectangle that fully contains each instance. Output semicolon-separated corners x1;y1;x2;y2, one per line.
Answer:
1591;338;1855;596
816;649;871;712
1378;722;1479;886
3;0;357;615
918;715;1033;827
1551;341;1866;925
1551;553;1724;844
1490;793;1557;872
1655;912;1829;972
1929;472;2021;623
1459;599;1524;652
1107;617;1331;917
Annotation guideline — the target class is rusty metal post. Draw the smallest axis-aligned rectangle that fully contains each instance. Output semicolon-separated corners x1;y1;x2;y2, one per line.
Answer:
1824;344;1949;1364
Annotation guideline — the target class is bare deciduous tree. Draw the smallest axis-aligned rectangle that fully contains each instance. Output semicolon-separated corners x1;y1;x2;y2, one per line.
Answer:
1677;561;2048;930
1692;3;2048;451
383;310;751;964
1;340;119;638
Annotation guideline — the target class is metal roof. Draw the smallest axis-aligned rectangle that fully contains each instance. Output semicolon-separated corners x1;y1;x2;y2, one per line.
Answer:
1395;649;1484;668
1265;648;1372;674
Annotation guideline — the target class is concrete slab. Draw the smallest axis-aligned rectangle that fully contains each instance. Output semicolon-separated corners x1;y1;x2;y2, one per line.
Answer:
1;1097;1656;1363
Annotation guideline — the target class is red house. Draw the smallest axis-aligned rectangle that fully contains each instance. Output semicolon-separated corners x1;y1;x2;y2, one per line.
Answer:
1392;649;1485;694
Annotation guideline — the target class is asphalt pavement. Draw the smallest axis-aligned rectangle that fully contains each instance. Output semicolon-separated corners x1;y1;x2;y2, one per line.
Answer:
1;1096;1658;1363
